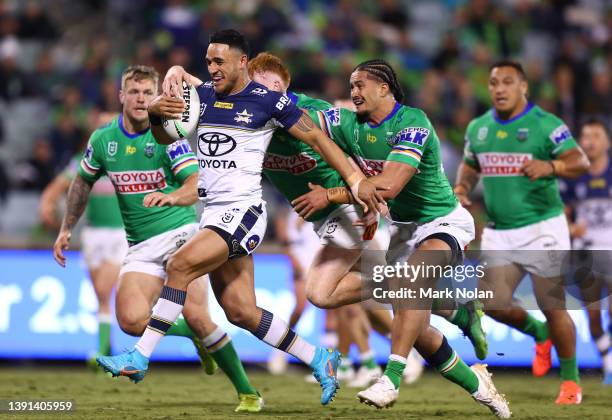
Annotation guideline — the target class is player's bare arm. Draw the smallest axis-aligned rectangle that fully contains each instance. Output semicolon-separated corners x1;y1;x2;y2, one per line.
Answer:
143;173;198;208
53;174;93;267
162;65;204;97
39;174;71;230
520;147;590;181
366;160;416;200
148;95;185;145
454;162;481;206
287;112;385;213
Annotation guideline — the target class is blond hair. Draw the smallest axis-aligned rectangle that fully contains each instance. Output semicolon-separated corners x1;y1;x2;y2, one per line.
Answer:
120;65;159;90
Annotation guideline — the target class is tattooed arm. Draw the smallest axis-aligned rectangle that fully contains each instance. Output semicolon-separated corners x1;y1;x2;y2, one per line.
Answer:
53;174;93;267
287;111;385;213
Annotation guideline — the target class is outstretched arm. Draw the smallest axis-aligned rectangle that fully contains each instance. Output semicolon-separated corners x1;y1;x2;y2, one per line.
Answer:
54;174;93;267
520;147;590;181
287;112;385;213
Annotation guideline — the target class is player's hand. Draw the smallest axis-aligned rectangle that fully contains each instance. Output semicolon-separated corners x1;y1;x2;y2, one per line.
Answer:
352;178;387;214
520;159;554;181
162;65;187;98
143;191;177;207
53;229;71;267
148;95;185;119
455;191;472;206
291;183;329;219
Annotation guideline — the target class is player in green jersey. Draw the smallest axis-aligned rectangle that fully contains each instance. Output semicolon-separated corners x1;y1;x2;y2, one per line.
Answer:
52;65;263;412
456;60;589;405
294;59;510;417
41;112;126;368
248;52;391;387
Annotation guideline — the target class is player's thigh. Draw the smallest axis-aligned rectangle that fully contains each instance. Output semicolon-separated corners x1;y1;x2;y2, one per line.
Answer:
116;271;164;327
531;273;568;310
306;245;361;293
479;264;524;309
209;255;258;327
90;261;121;296
167;228;229;279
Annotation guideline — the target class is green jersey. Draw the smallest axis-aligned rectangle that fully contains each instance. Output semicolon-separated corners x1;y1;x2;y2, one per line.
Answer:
463;103;578;229
63;155;123;228
78;116;198;243
319;103;457;223
263;92;344;221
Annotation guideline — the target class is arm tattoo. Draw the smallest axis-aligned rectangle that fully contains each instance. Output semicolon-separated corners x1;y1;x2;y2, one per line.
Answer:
294;113;315;132
61;175;92;231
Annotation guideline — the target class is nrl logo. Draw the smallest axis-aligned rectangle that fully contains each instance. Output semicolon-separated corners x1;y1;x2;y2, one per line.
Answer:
234;109;253;125
107;141;118;156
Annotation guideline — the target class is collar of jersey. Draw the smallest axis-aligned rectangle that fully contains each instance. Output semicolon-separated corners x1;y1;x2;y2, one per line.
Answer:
367;101;401;128
217;80;253;99
492;102;534;125
118;114;150;138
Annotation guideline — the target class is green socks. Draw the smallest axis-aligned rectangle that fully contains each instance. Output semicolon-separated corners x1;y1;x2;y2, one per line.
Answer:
559;356;580;383
522;314;549;343
166;318;195;338
426;336;479;394
203;328;257;395
383;355;406;389
98;314;112;356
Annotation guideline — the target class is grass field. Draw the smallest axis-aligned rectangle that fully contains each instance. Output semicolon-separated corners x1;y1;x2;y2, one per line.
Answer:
0;365;609;419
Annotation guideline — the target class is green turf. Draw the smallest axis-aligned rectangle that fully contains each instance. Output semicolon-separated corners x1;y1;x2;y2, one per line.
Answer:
0;366;609;419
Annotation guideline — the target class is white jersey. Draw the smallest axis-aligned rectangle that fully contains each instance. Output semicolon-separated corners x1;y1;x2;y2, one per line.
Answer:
195;81;303;206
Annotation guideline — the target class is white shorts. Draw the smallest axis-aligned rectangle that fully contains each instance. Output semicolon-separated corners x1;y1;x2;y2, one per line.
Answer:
387;205;475;264
120;223;198;279
287;211;321;272
481;213;570;277
200;201;267;258
81;226;128;270
313;204;387;250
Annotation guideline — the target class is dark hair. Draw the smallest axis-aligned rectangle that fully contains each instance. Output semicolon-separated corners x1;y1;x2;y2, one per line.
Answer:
210;29;249;56
581;116;610;138
489;60;526;80
353;59;404;103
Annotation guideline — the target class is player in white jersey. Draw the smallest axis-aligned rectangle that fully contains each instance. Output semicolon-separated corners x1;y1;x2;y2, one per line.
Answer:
97;29;385;406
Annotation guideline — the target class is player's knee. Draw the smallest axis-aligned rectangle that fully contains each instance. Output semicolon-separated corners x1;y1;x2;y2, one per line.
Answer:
306;288;336;309
117;312;147;336
166;254;193;282
224;302;257;330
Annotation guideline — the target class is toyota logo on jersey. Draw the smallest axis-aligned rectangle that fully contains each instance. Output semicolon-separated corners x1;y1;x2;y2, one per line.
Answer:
198;132;237;156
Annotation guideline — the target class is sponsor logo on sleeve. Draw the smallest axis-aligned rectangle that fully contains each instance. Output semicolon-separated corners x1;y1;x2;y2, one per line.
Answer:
84;144;93;161
550;124;572;145
275;95;290;111
167;139;192;160
394;127;430;146
324;108;341;126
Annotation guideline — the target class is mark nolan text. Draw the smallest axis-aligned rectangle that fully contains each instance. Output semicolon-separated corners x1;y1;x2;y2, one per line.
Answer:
373;287;493;300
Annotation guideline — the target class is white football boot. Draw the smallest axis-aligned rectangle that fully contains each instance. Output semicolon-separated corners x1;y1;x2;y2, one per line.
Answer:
357;375;399;408
470;364;511;418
